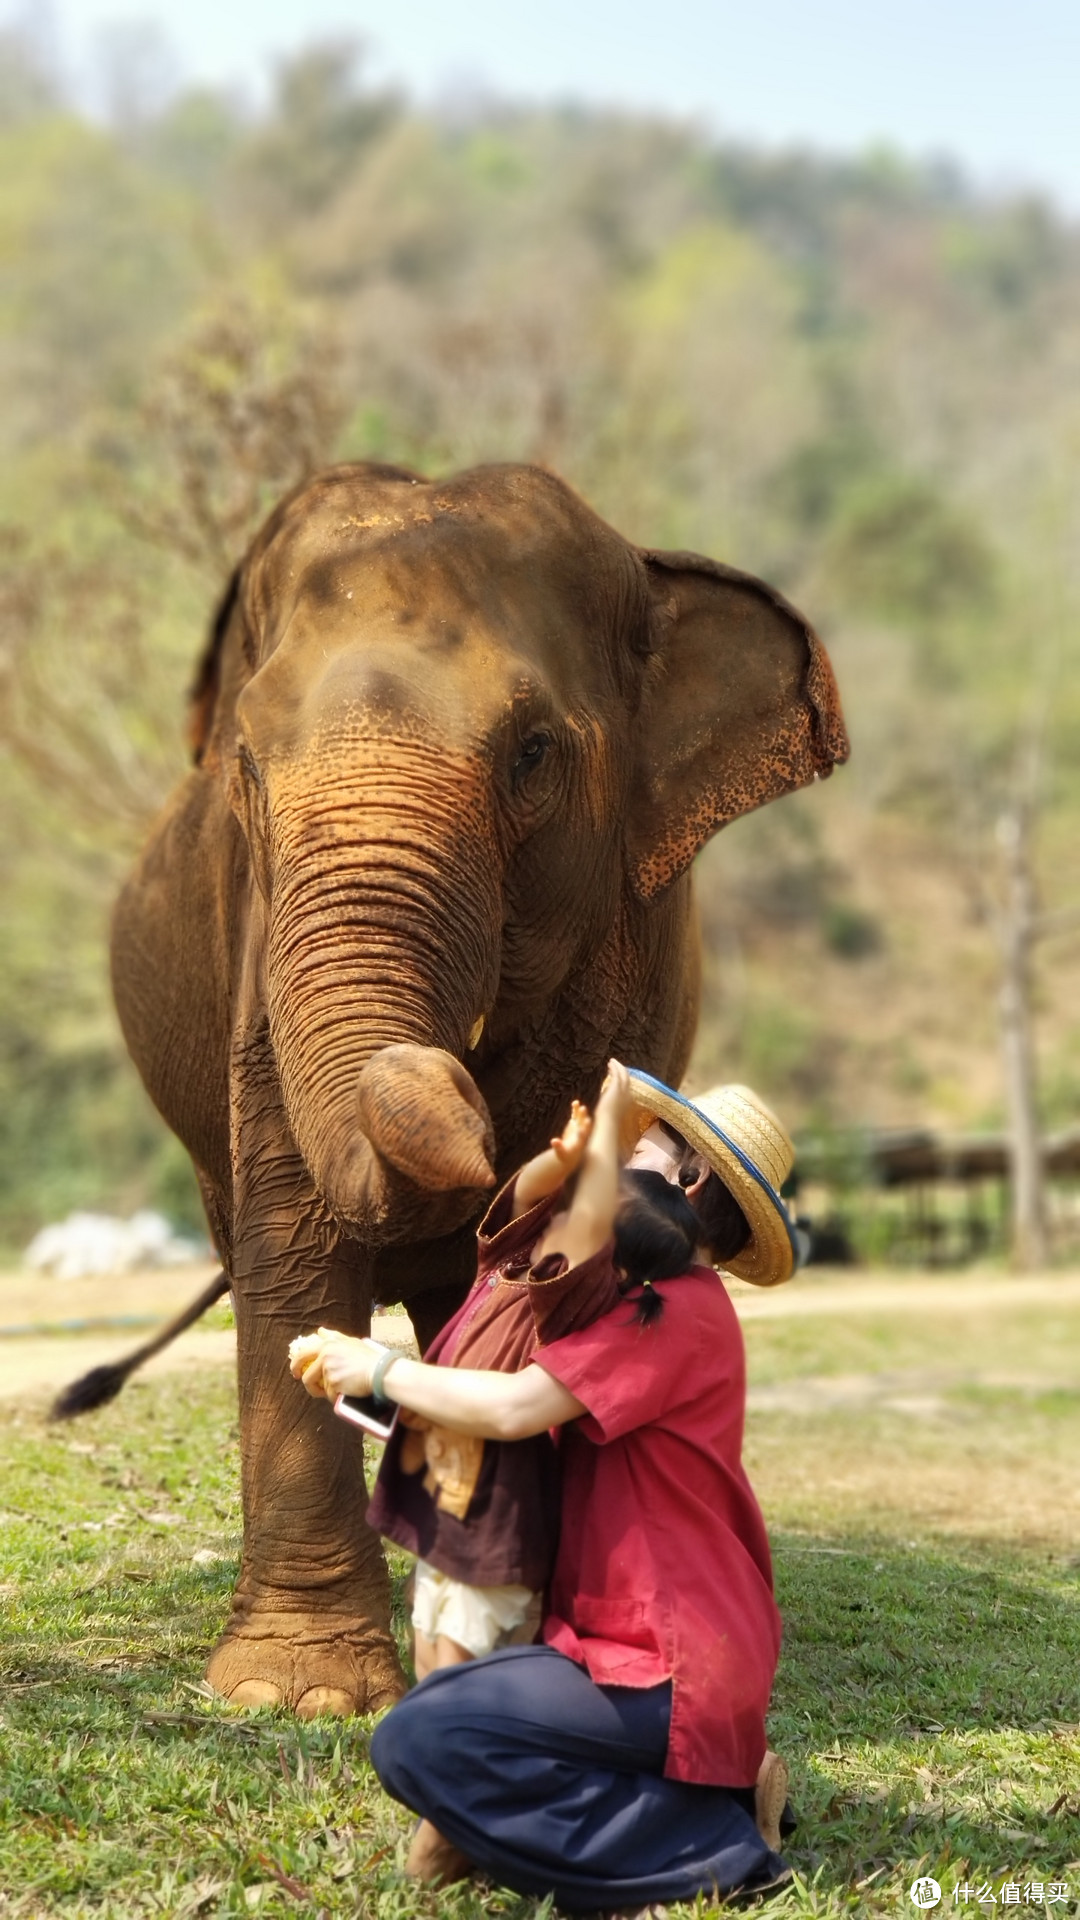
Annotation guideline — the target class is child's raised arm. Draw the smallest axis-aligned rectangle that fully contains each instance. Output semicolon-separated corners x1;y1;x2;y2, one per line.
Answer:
532;1060;635;1269
512;1100;593;1212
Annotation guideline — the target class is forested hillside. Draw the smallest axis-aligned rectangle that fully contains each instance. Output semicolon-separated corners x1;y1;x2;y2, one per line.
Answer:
3;27;1080;1248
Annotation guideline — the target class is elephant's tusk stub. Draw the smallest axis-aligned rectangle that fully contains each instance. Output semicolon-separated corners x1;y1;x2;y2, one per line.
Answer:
466;1014;485;1052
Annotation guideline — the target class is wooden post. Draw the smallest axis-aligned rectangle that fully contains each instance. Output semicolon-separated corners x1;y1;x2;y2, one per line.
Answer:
995;794;1048;1270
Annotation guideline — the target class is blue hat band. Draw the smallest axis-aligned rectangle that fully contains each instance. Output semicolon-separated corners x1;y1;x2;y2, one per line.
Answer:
630;1070;799;1267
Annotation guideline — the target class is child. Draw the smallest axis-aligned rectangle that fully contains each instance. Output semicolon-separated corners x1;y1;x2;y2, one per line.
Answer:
290;1062;722;1678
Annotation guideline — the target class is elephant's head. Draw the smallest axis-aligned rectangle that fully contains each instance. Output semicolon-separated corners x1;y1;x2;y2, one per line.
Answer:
191;461;847;1245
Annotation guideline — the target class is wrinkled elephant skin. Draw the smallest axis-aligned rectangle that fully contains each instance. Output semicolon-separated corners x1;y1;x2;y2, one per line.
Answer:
110;461;848;1713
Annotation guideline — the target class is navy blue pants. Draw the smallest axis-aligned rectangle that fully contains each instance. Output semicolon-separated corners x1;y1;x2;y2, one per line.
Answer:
371;1645;785;1911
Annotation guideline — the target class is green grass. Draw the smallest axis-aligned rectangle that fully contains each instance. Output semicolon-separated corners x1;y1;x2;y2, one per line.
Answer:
741;1292;1080;1388
1;1307;1079;1917
772;1543;1080;1908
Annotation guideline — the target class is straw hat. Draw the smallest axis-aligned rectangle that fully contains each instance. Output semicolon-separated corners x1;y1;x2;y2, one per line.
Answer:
627;1071;798;1287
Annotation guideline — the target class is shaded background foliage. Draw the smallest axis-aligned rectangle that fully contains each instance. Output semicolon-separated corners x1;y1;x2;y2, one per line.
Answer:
2;25;1080;1250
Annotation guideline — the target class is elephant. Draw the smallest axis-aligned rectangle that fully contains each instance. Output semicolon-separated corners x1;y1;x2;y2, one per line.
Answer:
110;459;848;1716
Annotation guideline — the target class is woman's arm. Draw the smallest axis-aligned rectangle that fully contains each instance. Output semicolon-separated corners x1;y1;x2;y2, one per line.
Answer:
532;1059;635;1268
291;1332;586;1441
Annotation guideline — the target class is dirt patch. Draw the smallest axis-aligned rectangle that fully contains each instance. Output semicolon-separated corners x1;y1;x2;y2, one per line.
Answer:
747;1408;1080;1553
748;1367;1079;1415
0;1263;417;1409
735;1272;1080;1550
0;1261;224;1333
729;1267;1080;1320
0;1328;238;1409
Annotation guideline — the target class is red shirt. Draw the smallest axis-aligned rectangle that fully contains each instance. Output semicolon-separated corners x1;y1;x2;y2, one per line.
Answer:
534;1268;780;1787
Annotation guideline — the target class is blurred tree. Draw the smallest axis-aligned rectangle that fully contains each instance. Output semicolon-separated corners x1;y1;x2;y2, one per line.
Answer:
596;222;813;556
0;114;214;434
0;529;178;837
0;21;58;128
144;86;244;196
1;295;348;855
823;473;994;630
118;294;348;579
2;44;1080;1249
242;39;399;218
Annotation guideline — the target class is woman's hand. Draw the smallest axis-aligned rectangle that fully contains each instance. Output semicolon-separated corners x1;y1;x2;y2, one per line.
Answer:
288;1333;323;1372
287;1332;328;1395
551;1099;593;1171
288;1328;381;1399
598;1057;632;1110
595;1058;638;1154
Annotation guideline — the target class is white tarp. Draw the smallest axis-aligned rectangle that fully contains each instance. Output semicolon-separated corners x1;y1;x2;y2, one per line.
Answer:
23;1211;205;1280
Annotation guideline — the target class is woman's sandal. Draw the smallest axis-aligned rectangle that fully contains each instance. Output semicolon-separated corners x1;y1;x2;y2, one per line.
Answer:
753;1750;790;1855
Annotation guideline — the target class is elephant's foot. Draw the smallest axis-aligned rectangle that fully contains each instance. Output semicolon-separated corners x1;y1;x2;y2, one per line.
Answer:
206;1608;406;1717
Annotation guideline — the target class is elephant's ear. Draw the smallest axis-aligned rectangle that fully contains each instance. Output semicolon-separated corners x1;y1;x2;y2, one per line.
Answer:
627;550;849;900
187;566;246;766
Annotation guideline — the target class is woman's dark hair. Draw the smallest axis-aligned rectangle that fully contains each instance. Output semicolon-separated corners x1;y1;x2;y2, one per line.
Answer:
657;1120;751;1265
614;1170;699;1324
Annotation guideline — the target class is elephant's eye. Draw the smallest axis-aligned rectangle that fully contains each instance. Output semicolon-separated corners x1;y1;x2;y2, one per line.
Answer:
237;743;262;789
512;733;550;784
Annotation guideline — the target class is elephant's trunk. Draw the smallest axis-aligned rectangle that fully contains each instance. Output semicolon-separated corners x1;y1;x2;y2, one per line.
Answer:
264;744;502;1239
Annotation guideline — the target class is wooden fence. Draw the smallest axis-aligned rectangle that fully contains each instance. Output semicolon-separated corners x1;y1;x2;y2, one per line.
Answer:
792;1126;1080;1266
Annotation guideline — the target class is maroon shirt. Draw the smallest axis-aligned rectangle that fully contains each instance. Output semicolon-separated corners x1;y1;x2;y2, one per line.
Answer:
366;1179;620;1590
535;1268;781;1787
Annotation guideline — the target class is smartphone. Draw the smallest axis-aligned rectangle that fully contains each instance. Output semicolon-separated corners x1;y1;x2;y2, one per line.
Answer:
333;1391;399;1443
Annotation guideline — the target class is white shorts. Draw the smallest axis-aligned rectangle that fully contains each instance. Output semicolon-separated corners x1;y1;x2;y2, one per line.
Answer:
411;1559;542;1659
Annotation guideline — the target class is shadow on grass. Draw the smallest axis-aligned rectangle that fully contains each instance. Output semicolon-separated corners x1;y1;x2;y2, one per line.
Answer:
769;1532;1080;1903
774;1531;1080;1737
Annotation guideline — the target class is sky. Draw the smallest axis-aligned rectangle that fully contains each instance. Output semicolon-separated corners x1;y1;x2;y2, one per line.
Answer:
12;0;1080;212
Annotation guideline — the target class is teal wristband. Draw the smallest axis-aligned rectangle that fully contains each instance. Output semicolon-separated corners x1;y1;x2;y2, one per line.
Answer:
371;1347;402;1405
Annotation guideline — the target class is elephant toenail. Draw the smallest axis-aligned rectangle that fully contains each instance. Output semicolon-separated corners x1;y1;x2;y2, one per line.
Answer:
227;1679;284;1708
296;1685;355;1719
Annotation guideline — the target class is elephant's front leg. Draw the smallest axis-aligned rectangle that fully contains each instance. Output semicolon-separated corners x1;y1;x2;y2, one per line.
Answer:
206;1138;405;1716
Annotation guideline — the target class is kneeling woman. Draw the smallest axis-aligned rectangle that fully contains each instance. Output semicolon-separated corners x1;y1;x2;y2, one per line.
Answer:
296;1063;799;1913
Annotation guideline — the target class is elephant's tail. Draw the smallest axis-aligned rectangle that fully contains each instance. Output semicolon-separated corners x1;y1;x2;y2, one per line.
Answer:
49;1269;232;1421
